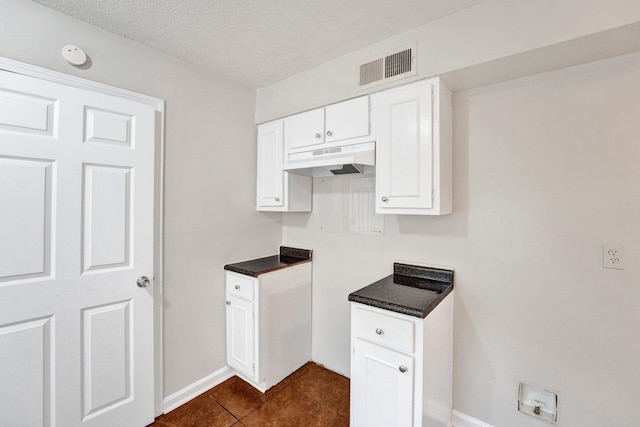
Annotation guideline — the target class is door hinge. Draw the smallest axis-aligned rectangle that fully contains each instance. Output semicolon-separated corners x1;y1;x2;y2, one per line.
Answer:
432;189;434;201
252;363;256;372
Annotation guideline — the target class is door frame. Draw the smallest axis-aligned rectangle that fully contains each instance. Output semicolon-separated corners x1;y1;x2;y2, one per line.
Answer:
0;56;166;417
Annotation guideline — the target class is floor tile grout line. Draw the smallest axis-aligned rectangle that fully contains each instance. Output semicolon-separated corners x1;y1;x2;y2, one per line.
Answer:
205;390;242;423
207;393;241;422
236;377;296;423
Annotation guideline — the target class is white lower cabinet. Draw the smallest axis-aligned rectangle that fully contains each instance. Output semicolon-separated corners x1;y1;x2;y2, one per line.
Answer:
226;294;255;378
352;339;415;427
350;295;453;427
225;264;312;392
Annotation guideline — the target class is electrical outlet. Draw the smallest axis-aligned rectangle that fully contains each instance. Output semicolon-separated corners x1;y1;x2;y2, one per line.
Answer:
603;244;625;270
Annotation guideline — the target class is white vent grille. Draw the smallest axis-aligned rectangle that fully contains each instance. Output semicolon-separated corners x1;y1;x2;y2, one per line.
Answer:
358;46;416;89
359;58;383;86
385;49;412;78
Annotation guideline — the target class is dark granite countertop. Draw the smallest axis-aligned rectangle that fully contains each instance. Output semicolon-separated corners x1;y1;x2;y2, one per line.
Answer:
224;246;312;277
348;263;454;318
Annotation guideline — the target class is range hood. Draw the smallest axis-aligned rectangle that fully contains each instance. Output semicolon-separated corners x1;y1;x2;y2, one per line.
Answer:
282;141;375;177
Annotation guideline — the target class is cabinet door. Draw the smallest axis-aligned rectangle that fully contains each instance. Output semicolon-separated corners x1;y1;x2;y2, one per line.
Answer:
325;96;370;144
351;339;414;427
257;120;284;208
375;82;433;211
226;295;255;379
285;108;325;151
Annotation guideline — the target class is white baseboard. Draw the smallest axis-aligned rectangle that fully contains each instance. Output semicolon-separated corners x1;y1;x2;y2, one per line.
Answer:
162;365;235;414
452;410;494;427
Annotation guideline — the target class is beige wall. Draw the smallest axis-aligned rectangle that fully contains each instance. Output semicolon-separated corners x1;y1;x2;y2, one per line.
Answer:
256;0;640;123
0;0;282;398
4;0;640;425
257;2;640;425
280;47;640;427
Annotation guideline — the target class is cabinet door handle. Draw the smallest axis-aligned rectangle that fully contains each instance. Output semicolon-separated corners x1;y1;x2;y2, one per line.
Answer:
399;365;407;373
226;301;231;306
275;197;280;202
315;133;321;139
235;285;240;290
326;130;333;137
375;328;383;335
381;196;388;202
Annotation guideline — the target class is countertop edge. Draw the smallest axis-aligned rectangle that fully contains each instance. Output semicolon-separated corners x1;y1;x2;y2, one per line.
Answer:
348;283;453;318
224;257;311;277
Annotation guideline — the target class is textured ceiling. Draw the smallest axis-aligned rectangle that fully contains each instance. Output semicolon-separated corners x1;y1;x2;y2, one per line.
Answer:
32;0;487;88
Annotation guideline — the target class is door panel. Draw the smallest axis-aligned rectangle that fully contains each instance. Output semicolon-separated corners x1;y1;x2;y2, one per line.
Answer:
0;317;53;427
84;107;133;147
81;301;132;420
82;164;132;272
0;157;53;282
0;69;155;427
0;87;57;136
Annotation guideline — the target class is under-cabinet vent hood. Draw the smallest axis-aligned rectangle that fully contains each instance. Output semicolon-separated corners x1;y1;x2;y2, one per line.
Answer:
282;141;375;177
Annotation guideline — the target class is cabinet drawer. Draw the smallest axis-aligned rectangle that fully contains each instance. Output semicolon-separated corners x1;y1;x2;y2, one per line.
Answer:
352;306;415;353
226;272;256;301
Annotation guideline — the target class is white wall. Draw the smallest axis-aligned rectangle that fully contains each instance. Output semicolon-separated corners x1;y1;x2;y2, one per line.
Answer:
0;0;282;398
281;48;640;427
256;0;640;123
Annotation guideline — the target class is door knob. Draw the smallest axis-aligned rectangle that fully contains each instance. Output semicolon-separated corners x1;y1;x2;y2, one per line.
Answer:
381;196;388;202
375;328;383;335
315;133;321;139
326;130;333;137
136;276;151;288
399;365;407;373
235;285;240;290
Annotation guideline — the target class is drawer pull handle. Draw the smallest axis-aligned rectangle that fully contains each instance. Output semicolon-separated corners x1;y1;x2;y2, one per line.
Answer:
399;365;407;373
235;285;240;290
375;328;383;336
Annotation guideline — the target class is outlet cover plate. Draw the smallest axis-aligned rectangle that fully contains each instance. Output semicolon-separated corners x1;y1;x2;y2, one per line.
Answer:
603;244;625;270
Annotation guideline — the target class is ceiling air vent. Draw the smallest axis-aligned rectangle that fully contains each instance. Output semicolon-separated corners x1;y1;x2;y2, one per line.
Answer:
357;46;416;90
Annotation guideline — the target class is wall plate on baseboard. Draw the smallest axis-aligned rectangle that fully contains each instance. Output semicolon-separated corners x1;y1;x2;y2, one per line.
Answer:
518;382;558;424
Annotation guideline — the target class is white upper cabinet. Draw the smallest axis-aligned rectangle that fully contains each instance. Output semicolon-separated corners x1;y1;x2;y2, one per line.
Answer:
284;96;371;156
373;77;452;215
284;108;325;151
256;120;312;212
324;96;370;144
257;120;284;208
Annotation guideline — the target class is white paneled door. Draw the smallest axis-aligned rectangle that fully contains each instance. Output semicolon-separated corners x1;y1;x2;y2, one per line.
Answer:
0;70;155;426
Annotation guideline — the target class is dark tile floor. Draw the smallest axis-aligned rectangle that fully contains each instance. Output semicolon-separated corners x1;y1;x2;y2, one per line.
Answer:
151;362;350;427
